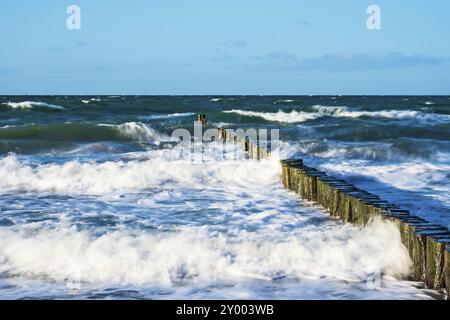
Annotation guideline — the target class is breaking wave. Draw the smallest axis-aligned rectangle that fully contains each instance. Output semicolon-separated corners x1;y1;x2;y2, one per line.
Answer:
2;101;65;110
0;139;434;299
100;122;173;143
224;109;320;123
290;139;450;162
140;112;195;120
0;218;410;288
81;98;102;104
224;106;450;124
0;144;270;194
274;99;295;104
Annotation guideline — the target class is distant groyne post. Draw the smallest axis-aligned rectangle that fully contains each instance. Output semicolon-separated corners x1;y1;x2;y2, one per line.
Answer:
197;114;207;125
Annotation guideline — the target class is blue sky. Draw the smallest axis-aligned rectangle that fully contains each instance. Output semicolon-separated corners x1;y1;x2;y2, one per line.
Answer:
1;0;450;95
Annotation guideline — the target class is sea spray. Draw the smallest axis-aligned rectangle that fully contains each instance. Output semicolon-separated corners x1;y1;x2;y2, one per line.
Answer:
0;219;411;287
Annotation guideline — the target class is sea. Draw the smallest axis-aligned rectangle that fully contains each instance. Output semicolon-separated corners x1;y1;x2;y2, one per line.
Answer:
0;95;448;299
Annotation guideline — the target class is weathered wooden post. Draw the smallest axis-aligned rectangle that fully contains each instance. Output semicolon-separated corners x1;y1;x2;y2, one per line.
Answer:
197;114;207;125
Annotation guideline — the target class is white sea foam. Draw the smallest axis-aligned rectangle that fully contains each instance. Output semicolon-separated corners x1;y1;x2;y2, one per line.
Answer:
290;139;450;163
3;101;65;110
320;160;449;192
140;112;195;120
0;142;436;299
214;122;233;127
274;99;294;104
81;98;102;104
277;137;450;230
0;144;273;194
316;159;450;230
224;106;450;124
319;160;450;203
0;219;411;288
321;108;448;123
224;109;321;123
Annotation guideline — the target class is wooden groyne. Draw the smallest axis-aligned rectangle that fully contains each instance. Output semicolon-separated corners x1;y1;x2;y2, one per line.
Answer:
200;116;450;298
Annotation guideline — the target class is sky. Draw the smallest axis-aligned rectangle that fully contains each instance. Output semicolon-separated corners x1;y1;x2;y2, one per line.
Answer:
1;0;450;95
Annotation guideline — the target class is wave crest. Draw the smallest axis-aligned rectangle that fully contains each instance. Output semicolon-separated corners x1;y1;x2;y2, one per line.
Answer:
224;109;320;123
0;219;410;286
113;122;173;143
0;122;171;143
3;101;65;110
139;112;195;120
224;106;450;124
0;146;277;194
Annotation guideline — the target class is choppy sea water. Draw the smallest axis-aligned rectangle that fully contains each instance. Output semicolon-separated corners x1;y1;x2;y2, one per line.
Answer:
0;96;448;300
